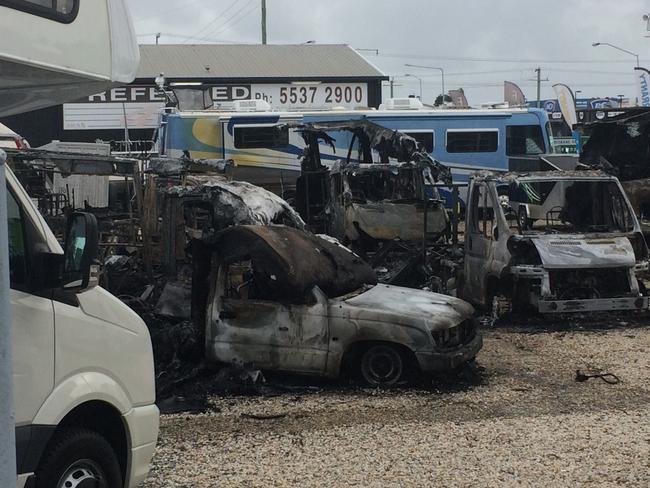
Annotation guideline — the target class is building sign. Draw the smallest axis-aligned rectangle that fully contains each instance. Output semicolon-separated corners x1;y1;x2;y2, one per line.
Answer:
63;86;166;130
63;82;369;131
242;82;367;109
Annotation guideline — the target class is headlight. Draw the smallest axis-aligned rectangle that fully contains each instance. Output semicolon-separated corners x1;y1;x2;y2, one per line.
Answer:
431;319;477;349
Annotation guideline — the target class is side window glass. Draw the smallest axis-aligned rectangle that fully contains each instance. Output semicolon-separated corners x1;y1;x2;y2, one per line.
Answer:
0;0;79;22
469;185;482;234
224;262;254;300
7;190;28;288
233;126;289;149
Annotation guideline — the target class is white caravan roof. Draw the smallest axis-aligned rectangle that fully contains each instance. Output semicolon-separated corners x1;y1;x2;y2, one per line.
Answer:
0;0;139;117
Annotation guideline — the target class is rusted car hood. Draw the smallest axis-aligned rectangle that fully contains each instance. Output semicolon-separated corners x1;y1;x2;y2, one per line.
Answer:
530;235;636;269
341;284;474;330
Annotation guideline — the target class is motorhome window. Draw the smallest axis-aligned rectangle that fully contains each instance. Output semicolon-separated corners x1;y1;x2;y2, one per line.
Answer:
405;132;434;153
6;189;27;287
0;0;79;22
446;131;498;153
506;125;545;156
234;126;289;149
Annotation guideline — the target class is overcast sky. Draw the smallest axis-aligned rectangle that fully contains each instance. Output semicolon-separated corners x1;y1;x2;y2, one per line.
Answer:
130;0;650;105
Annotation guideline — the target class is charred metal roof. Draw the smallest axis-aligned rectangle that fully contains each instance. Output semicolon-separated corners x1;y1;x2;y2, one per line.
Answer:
208;225;377;301
294;119;452;184
137;44;387;80
3;148;137;176
165;176;305;230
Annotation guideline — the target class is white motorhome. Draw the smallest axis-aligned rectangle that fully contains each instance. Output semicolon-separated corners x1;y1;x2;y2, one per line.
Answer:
0;1;158;487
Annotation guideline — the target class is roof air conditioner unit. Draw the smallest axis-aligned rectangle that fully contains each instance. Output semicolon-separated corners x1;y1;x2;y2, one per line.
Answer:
233;99;272;112
380;98;424;111
481;102;510;109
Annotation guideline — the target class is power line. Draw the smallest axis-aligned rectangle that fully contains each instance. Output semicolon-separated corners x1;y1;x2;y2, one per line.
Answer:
136;32;249;44
197;0;257;41
183;0;243;43
133;0;210;21
376;51;650;65
208;2;259;39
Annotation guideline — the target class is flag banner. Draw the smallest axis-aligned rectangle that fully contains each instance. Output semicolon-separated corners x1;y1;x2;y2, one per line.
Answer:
552;83;577;128
449;88;468;108
635;67;650;107
504;81;526;106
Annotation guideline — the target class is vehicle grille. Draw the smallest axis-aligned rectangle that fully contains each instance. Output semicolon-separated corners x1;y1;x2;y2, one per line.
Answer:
431;319;477;350
548;268;631;300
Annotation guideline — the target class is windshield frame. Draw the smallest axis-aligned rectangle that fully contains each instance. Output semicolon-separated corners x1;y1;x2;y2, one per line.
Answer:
493;176;638;236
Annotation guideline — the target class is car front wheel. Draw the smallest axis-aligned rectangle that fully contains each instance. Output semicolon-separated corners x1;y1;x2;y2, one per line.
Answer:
359;344;405;387
36;428;122;488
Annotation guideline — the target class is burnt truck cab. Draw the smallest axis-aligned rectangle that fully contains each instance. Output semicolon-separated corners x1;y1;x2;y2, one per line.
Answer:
203;225;481;386
328;160;448;243
462;170;649;314
292;119;452;244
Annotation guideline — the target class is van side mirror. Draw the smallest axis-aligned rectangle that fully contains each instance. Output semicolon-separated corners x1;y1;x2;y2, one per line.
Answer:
63;212;99;291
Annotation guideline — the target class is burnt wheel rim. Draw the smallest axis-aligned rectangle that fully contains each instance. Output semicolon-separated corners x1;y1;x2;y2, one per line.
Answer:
362;346;403;386
57;459;107;488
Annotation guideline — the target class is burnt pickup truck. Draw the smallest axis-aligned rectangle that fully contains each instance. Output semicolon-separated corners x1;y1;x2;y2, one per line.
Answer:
461;170;650;314
197;225;481;386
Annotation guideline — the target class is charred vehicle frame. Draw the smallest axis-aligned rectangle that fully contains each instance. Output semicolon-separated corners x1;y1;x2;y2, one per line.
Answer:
461;170;649;314
193;225;482;387
292;119;452;242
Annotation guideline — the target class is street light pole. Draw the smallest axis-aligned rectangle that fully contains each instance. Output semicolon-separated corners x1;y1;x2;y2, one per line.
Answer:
0;149;17;486
592;42;639;67
405;64;445;102
404;74;423;99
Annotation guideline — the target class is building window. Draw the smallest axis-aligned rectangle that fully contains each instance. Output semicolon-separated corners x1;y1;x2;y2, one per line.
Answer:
446;130;498;153
234;126;289;149
405;131;434;153
506;125;546;156
0;0;79;23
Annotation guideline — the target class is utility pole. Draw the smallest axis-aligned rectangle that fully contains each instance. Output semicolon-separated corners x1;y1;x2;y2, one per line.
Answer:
536;67;541;108
0;150;17;486
261;0;267;44
390;78;394;98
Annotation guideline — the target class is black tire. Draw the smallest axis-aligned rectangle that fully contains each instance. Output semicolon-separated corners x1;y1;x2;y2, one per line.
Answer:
359;344;405;387
35;428;122;488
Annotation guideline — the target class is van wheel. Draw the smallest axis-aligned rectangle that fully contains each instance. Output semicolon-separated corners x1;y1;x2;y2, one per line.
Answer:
359;344;405;387
36;428;122;488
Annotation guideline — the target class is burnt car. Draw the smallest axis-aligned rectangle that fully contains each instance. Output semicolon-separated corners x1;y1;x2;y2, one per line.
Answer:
200;225;481;386
461;170;650;314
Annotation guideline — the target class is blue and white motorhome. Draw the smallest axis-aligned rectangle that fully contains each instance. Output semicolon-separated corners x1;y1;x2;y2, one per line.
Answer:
157;98;553;197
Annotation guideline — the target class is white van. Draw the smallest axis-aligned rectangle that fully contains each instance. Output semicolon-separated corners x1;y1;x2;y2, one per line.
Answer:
0;0;158;486
4;153;158;487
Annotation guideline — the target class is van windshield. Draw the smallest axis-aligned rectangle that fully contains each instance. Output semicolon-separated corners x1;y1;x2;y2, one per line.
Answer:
498;179;635;234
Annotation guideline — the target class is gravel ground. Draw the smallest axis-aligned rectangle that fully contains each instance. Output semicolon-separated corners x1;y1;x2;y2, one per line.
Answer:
144;321;650;487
